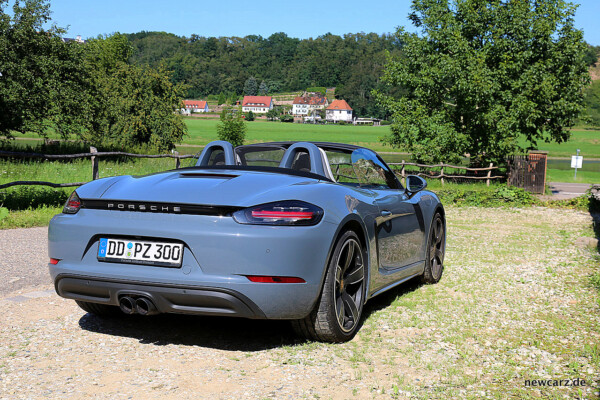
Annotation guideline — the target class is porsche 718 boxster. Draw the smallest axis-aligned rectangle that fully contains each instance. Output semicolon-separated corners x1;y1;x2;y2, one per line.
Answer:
48;141;446;342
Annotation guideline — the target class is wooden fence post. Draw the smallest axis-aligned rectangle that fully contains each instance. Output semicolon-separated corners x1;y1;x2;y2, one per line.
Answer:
486;162;493;187
401;160;406;186
440;162;444;186
90;146;99;180
173;151;180;169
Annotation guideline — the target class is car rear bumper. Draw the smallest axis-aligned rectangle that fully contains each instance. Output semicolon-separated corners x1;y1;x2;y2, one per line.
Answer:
55;274;266;318
48;210;340;319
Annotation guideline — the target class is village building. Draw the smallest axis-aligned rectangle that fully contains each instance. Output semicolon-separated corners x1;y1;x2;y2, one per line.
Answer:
326;99;353;123
291;95;329;117
242;96;273;113
182;100;209;114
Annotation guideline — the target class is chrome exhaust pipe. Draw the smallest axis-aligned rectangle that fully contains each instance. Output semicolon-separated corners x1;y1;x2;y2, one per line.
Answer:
135;297;158;316
119;296;136;314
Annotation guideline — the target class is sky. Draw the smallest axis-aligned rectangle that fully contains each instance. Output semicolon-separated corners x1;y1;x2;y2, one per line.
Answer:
44;0;600;45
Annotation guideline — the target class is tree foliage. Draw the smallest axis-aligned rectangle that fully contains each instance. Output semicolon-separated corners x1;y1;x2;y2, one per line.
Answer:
79;34;187;151
0;0;89;138
243;76;258;96
376;0;591;165
0;2;187;151
258;80;269;95
216;108;246;147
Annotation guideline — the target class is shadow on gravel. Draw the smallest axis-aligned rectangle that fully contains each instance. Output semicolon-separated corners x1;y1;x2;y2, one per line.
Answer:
78;278;423;350
79;312;298;351
361;277;423;322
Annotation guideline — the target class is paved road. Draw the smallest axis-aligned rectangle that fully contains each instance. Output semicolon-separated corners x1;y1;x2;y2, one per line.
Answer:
0;227;50;297
547;182;592;200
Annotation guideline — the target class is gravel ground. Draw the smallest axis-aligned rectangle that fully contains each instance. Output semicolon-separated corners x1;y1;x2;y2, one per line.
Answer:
0;207;599;399
0;227;49;296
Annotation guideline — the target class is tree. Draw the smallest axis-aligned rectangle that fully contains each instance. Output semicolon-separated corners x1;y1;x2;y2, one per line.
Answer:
84;63;187;151
243;76;258;96
258;80;269;95
266;106;282;121
216;108;246;146
82;34;187;150
376;0;591;165
217;92;227;105
0;0;90;138
245;110;255;121
583;44;600;67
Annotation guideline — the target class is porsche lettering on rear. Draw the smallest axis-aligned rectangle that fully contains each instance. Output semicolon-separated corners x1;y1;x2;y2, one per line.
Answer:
107;203;181;212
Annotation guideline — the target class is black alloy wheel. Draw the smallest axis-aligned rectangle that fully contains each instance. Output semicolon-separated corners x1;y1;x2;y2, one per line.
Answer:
292;230;366;342
334;237;365;333
421;213;445;284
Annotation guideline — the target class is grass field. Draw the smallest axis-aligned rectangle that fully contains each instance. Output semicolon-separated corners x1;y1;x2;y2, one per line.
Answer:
181;119;394;152
517;129;600;159
6;119;600;158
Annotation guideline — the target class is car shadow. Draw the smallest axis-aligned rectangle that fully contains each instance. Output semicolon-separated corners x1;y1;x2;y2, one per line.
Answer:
78;277;424;351
361;277;423;322
78;312;299;351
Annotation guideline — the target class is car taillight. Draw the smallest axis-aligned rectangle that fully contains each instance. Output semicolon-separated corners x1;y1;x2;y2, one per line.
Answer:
233;200;323;226
63;191;81;214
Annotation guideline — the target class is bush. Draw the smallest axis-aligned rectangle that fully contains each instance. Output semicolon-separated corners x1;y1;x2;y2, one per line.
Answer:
216;108;247;147
245;111;255;121
280;115;294;123
435;184;537;207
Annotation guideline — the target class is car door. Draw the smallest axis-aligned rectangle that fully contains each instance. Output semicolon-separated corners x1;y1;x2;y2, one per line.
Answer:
373;189;424;270
349;149;425;274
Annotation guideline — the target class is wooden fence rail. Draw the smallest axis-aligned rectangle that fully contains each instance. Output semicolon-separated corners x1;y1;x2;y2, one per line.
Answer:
387;161;504;186
0;149;506;190
0;147;195;190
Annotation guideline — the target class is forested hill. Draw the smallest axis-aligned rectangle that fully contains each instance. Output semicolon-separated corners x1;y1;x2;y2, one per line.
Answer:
125;31;402;118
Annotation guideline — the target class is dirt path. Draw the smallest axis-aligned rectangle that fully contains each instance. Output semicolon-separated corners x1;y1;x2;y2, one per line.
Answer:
0;207;599;399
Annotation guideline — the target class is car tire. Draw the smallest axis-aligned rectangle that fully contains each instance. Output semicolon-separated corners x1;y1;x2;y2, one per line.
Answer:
75;300;121;317
292;230;366;342
421;212;445;284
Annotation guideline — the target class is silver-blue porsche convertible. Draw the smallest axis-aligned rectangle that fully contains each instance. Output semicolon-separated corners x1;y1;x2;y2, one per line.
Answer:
48;140;446;342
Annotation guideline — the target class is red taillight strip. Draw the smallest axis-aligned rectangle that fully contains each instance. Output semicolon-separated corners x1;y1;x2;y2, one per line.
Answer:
49;258;60;265
246;275;306;283
251;211;314;219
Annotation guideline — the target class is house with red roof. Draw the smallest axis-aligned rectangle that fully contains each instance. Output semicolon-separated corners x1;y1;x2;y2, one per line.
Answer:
326;99;353;123
241;96;273;113
182;100;209;114
292;95;329;117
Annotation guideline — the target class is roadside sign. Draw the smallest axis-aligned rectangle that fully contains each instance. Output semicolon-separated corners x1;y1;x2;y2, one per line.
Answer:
571;149;582;178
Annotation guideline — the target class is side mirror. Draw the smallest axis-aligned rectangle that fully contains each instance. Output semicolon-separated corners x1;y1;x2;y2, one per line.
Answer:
406;175;427;194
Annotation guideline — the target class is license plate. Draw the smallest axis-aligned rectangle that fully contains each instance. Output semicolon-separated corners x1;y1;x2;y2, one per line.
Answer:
97;238;183;267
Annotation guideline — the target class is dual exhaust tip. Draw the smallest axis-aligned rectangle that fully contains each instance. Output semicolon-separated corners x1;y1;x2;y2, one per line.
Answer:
119;296;158;316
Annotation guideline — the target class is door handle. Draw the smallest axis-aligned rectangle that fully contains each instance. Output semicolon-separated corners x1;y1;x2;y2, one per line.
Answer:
380;210;392;217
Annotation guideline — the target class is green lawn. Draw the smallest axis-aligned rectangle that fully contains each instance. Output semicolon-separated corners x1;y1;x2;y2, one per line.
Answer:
181;119;394;152
546;168;600;184
517;129;600;158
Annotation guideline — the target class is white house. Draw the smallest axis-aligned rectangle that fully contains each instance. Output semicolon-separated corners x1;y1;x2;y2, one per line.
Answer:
182;100;209;114
242;96;273;113
292;95;329;117
326;99;353;123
